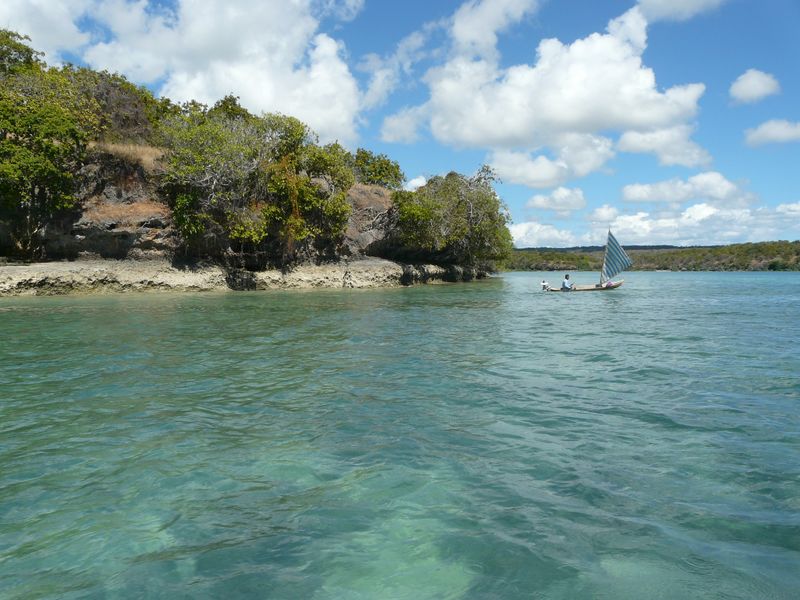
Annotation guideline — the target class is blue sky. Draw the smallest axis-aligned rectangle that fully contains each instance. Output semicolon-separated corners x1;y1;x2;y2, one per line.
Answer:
3;0;799;246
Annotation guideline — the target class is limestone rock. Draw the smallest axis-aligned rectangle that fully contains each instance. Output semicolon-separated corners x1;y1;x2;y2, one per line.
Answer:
0;257;483;296
39;148;178;260
343;183;394;256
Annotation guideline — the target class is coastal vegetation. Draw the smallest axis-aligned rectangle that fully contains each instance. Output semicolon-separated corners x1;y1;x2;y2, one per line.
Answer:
0;31;99;258
390;166;513;266
0;29;511;271
505;240;800;272
159;100;355;267
3;30;792;275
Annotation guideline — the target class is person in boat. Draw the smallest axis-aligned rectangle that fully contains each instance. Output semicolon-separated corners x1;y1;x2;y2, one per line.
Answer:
541;280;550;290
561;274;573;291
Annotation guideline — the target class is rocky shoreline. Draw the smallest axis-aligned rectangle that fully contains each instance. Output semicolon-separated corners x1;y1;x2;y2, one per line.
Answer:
0;258;485;296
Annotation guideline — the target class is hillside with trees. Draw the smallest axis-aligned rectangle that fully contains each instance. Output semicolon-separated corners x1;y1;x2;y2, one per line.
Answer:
0;30;512;272
506;241;800;272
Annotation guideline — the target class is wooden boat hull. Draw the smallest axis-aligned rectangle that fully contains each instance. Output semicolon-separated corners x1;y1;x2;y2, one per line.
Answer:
547;280;624;292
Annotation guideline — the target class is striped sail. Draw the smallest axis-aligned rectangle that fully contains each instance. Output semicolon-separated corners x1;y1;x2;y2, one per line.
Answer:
600;230;632;283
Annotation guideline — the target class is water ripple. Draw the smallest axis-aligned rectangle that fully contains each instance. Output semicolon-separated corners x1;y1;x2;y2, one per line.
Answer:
1;272;799;599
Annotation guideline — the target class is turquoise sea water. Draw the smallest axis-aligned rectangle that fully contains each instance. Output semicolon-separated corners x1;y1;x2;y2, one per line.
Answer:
1;271;799;599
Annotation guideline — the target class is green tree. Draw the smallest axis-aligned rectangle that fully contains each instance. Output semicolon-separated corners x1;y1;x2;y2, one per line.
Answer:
0;85;89;257
392;165;513;268
0;29;43;76
63;66;175;143
352;148;404;189
160;104;261;212
0;31;102;258
159;109;353;265
208;94;255;122
8;67;102;136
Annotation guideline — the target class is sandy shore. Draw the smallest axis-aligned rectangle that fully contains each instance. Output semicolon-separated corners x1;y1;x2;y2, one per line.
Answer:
0;258;474;296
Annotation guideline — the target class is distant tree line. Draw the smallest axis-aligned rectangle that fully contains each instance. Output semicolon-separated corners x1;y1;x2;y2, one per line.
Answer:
0;29;513;269
504;241;800;272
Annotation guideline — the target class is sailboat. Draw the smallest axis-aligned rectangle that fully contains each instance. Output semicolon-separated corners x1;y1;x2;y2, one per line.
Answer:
546;230;632;292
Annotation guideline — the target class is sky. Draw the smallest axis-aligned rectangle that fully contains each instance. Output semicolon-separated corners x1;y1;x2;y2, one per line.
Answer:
3;0;800;247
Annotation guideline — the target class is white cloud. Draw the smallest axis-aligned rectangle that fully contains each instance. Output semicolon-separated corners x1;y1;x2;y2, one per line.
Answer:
451;0;539;60
383;5;705;185
555;133;616;177
490;134;614;188
589;204;619;223
682;202;719;221
1;0;364;145
730;69;780;104
622;171;753;207
600;202;796;246
510;221;577;247
0;0;92;62
315;0;366;22
776;202;800;217
490;151;567;188
404;176;427;191
368;1;542;119
637;0;727;22
425;8;703;147
380;106;427;143
618;124;711;167
745;120;800;146
520;201;798;247
361;28;432;110
607;5;647;51
527;187;586;216
577;200;798;246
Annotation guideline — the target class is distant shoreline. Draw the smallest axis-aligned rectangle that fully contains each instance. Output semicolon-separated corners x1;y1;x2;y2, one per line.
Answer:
505;240;799;272
0;258;484;297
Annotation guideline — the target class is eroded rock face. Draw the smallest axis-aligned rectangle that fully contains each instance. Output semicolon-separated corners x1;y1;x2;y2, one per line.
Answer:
343;183;394;256
15;156;474;281
77;151;152;204
38;170;397;262
0;257;486;296
42;149;177;260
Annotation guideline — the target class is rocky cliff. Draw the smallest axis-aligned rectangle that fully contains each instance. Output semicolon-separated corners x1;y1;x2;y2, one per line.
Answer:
21;146;398;264
0;146;487;295
0;258;486;296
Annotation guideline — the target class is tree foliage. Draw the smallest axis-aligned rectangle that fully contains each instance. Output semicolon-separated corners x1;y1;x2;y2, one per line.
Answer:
0;29;43;76
0;29;521;271
503;241;800;272
503;249;599;271
208;94;255;122
63;66;176;143
352;148;404;189
0;82;90;256
627;241;800;271
0;34;101;257
391;166;513;267
159;104;353;266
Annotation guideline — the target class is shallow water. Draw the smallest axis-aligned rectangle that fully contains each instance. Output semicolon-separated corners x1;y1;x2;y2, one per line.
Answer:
1;271;799;599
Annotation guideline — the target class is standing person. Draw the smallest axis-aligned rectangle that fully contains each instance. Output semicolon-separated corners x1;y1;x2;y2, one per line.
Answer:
561;274;573;291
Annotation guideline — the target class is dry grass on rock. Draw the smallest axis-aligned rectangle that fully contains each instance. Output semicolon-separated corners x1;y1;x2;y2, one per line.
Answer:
81;198;169;227
90;142;164;173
